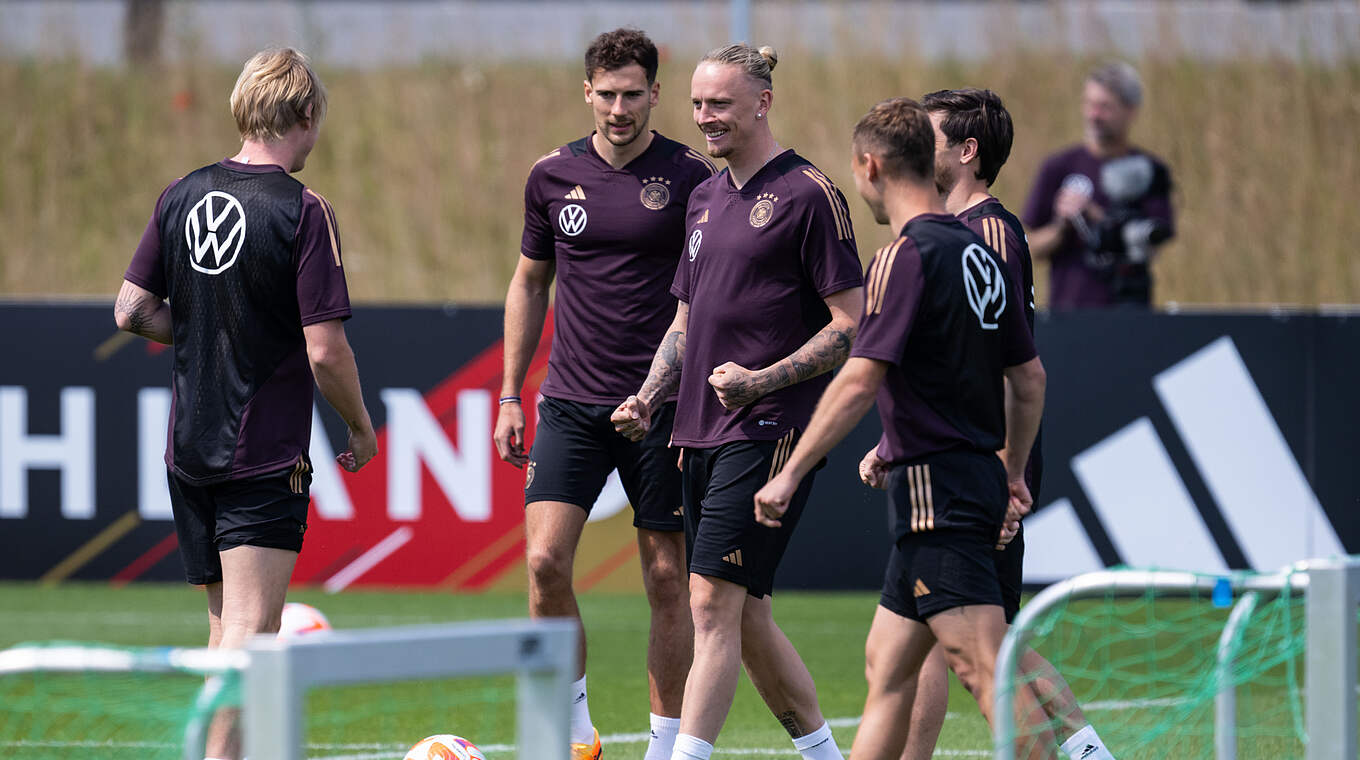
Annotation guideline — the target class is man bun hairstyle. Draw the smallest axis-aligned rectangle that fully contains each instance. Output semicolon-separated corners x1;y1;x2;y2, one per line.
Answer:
921;88;1014;187
230;47;327;142
585;27;660;85
853;97;935;183
700;42;779;88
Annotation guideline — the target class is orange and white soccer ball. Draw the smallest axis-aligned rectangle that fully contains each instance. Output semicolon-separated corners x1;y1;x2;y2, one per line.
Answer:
277;602;331;639
404;734;486;760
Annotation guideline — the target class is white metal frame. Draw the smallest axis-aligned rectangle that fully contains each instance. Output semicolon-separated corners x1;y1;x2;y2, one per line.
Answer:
993;558;1360;760
242;618;577;760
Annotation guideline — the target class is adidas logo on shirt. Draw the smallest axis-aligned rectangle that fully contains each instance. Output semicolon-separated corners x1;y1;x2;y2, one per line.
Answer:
564;185;586;200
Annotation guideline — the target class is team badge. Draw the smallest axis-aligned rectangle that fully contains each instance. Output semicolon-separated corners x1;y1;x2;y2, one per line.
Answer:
639;177;671;210
185;191;246;275
558;203;588;236
961;243;1006;330
749;192;778;228
688;229;703;261
525;461;536;490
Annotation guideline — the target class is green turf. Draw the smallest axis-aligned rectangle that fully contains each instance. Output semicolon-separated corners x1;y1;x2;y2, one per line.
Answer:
1;581;1327;759
0;582;1000;758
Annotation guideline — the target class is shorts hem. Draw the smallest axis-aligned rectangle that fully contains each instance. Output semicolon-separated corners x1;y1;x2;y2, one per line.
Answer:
218;535;304;554
689;561;769;599
634;518;684;532
524;494;592;511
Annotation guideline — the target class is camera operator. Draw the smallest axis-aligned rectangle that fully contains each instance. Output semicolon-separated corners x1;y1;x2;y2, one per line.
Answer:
1023;61;1175;308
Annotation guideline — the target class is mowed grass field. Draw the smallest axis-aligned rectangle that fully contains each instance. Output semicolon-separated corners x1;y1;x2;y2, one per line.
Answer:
0;582;1330;759
0;582;990;759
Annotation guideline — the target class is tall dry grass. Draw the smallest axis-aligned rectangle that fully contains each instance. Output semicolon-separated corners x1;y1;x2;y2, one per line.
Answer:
1;51;1358;306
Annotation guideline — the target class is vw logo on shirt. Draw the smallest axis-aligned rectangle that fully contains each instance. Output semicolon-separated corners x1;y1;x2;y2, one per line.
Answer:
962;243;1007;330
558;203;588;237
688;229;703;261
185;191;246;275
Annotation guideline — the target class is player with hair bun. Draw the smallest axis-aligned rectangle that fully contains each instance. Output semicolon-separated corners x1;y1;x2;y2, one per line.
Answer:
615;42;861;760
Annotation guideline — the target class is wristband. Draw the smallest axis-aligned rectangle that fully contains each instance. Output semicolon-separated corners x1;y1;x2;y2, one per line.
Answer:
499;396;522;405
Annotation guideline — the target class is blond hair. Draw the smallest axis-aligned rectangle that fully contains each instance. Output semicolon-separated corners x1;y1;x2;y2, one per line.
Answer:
230;48;327;142
700;43;779;88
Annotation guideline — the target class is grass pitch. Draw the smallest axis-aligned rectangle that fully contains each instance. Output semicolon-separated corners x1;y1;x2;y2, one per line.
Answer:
0;582;1325;759
0;581;997;759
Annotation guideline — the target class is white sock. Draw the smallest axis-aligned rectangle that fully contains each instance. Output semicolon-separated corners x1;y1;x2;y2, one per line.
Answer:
644;713;681;760
671;733;714;760
1060;724;1116;760
791;721;844;760
569;675;595;745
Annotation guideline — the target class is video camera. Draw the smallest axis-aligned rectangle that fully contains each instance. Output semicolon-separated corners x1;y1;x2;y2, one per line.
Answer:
1070;154;1173;304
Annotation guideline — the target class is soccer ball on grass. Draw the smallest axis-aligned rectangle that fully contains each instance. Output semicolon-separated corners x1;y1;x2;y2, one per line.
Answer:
404;734;486;760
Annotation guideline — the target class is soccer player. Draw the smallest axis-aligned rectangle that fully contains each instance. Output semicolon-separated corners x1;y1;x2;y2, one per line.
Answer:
612;43;863;760
493;28;717;760
115;48;377;760
876;88;1116;760
751;97;1046;760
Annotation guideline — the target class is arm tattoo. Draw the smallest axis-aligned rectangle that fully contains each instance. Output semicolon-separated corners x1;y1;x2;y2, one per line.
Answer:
765;324;855;394
638;329;686;407
116;291;150;335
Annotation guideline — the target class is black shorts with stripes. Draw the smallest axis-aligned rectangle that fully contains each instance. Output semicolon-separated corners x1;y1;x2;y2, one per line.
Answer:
168;455;312;585
681;432;821;599
879;449;1009;621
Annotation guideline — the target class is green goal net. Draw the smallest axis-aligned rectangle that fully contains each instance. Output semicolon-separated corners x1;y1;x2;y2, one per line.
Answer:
994;561;1360;760
0;642;242;760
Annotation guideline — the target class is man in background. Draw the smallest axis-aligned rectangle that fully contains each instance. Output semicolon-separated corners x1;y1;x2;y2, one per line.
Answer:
1024;61;1175;308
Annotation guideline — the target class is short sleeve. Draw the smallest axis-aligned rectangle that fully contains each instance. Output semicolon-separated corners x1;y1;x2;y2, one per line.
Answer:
296;189;352;326
1000;271;1037;367
670;227;694;304
850;240;924;366
1022;157;1061;230
796;168;864;297
520;163;556;261
123;179;180;299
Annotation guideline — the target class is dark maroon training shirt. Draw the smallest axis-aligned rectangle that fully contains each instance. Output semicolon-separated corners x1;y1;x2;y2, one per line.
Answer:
125;159;350;484
521;131;717;404
670;149;863;448
852;214;1035;465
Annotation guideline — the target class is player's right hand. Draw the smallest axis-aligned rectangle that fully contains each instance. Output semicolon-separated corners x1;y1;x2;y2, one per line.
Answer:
494;400;529;468
858;447;889;489
338;427;378;473
996;477;1033;550
611;395;651;441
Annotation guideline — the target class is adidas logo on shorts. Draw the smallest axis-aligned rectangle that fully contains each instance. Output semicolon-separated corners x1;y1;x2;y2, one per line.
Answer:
721;550;744;567
913;579;931;598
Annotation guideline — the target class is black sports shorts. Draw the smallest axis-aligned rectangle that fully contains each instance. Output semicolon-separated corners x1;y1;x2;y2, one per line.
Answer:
525;396;682;532
168;455;312;586
879;449;1009;622
681;432;819;599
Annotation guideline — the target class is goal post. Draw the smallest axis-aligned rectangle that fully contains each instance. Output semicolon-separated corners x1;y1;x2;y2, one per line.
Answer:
242;617;578;760
993;558;1360;760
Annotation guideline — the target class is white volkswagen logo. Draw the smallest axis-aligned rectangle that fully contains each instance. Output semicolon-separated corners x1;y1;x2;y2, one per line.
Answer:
185;191;246;275
961;243;1006;330
688;229;702;261
558;203;588;237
